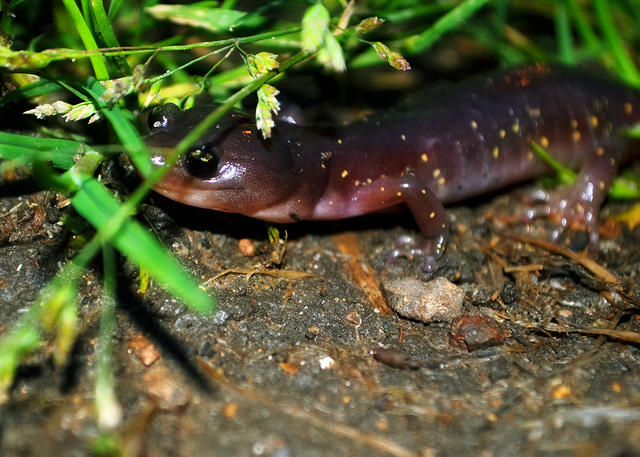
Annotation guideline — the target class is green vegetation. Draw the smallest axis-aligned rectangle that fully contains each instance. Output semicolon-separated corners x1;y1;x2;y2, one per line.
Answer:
0;0;639;445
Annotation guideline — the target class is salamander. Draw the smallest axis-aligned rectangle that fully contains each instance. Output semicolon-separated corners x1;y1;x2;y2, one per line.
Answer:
146;64;640;271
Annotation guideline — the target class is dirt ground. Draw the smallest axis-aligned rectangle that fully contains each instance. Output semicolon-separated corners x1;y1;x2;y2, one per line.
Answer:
1;161;640;457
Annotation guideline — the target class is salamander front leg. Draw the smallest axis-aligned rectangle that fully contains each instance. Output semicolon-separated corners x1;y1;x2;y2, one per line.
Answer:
389;179;449;272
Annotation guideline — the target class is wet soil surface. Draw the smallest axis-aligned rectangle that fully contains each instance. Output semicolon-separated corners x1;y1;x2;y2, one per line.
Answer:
1;175;640;457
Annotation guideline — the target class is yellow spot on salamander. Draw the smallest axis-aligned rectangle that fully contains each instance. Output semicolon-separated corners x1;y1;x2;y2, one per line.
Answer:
329;200;334;205
527;106;541;118
492;146;499;159
433;169;441;178
570;119;578;129
438;177;446;186
337;139;343;144
380;187;385;192
429;211;435;218
367;178;372;184
572;130;581;142
599;181;605;190
590;115;599;127
421;153;429;162
401;134;407;141
597;147;605;156
527;151;534;160
396;191;402;197
470;120;478;130
421;189;426;194
625;102;633;114
540;136;549;148
341;170;349;178
499;129;506;138
354;180;360;187
297;199;301;203
512;123;520;133
610;158;616;166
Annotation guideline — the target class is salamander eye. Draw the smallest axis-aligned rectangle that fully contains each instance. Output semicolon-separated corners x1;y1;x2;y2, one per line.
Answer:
148;103;183;130
183;144;220;179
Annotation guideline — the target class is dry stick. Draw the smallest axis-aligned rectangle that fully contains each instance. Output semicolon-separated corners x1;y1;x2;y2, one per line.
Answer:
506;234;620;284
209;267;313;281
197;358;417;457
333;233;393;316
541;322;640;344
505;234;640;309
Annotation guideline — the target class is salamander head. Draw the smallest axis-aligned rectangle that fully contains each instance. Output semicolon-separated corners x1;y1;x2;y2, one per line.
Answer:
145;104;298;218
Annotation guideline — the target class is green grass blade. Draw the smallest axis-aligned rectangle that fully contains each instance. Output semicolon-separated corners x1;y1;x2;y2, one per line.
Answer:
380;2;453;23
593;0;640;86
0;132;84;169
555;0;576;65
107;0;124;21
60;0;110;79
609;174;640;199
71;177;215;314
529;140;576;185
145;4;265;33
0;326;40;403
566;0;601;54
95;244;121;429
89;0;131;75
0;79;62;107
406;0;491;53
83;81;152;177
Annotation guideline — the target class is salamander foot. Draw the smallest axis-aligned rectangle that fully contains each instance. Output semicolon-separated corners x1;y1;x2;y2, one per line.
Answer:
389;233;447;272
524;186;601;255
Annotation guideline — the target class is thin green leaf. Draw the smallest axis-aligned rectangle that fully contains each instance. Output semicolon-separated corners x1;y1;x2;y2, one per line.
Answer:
529;140;576;185
0;132;83;169
609;174;640;199
0;28;300;72
71;177;215;314
107;0;124;21
84;82;152;178
593;0;640;86
0;326;40;403
406;0;491;53
0;79;62;107
95;245;121;429
88;0;131;75
554;0;576;65
60;0;110;79
145;4;264;33
301;3;329;52
566;0;601;54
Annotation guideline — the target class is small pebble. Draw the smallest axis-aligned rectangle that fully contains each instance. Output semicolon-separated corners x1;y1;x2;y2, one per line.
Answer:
382;277;464;323
373;347;420;370
238;238;257;256
142;365;190;410
449;314;510;351
127;334;160;367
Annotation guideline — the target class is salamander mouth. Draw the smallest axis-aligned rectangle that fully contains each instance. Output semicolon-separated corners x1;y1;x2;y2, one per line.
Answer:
153;182;243;210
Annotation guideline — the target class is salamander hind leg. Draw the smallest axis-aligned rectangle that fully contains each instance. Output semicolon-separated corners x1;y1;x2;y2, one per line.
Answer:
388;177;449;272
526;142;623;255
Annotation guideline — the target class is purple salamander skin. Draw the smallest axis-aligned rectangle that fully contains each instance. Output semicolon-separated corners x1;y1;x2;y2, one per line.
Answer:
146;64;640;270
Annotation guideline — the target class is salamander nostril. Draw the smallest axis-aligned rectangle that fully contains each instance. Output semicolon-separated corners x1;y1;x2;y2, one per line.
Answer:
183;144;220;179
